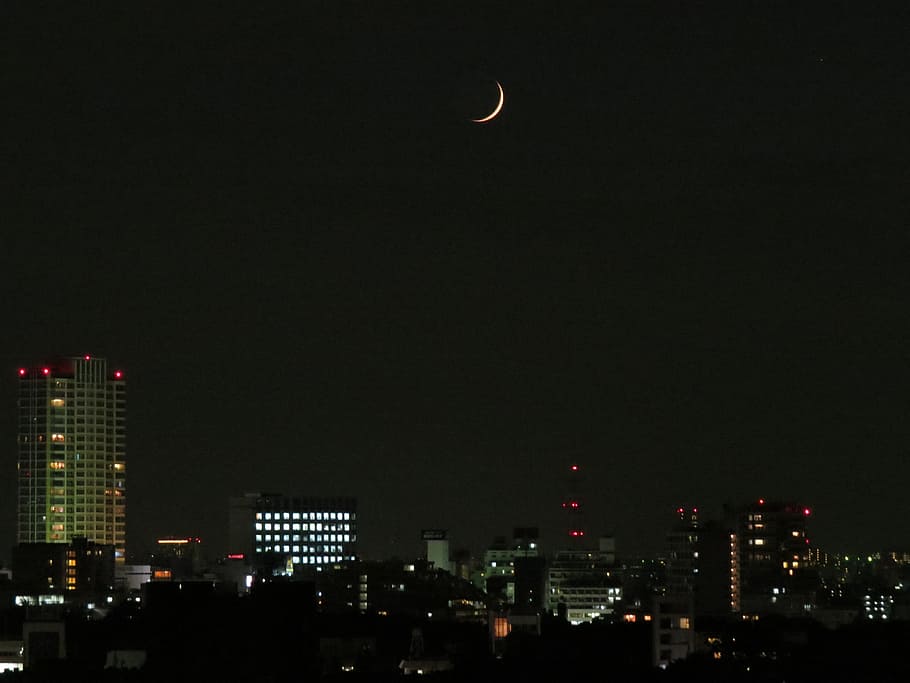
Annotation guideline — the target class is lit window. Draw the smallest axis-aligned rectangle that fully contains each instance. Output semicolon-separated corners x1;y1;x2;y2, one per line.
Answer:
51;433;65;442
292;523;300;531
264;513;272;520
264;523;271;531
283;545;290;553
255;513;262;520
292;513;300;520
283;523;290;531
754;538;765;546
255;535;262;542
51;398;65;407
283;512;289;520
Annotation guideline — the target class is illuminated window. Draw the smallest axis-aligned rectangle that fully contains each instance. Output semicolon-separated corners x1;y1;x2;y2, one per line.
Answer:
679;617;690;629
51;398;65;407
292;513;300;520
49;461;66;470
51;434;65;442
754;538;765;546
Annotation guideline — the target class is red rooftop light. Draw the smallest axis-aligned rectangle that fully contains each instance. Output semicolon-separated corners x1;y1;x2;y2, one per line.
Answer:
114;371;123;379
803;508;811;516
570;464;579;471
758;498;765;505
42;368;50;375
84;355;91;360
18;369;26;376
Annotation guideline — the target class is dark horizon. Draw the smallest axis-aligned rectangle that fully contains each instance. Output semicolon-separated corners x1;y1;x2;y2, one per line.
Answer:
4;2;910;564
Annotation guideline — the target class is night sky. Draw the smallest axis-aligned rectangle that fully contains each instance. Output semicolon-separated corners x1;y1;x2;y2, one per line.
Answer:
3;2;910;562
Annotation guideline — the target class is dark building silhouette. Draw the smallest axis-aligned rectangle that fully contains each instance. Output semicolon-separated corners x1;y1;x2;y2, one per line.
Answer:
12;537;114;600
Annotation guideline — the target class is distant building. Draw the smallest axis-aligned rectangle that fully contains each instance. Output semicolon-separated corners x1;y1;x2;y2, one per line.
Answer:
547;538;621;624
422;530;451;574
652;594;694;669
16;357;127;563
478;528;541;606
665;507;731;617
727;499;819;617
149;537;204;580
228;493;357;573
11;537;114;601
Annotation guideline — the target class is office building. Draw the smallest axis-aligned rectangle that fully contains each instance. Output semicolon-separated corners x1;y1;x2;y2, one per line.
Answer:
547;538;622;624
228;493;357;572
16;357;126;562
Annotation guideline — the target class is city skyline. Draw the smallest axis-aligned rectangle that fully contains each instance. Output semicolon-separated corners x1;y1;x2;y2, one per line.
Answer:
4;3;910;563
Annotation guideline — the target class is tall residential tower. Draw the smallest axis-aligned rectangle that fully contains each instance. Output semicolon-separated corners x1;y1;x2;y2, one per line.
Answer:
17;356;126;562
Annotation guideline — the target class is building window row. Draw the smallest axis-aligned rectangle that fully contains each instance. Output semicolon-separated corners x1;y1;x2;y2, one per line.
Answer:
255;511;352;521
256;534;351;543
255;522;351;532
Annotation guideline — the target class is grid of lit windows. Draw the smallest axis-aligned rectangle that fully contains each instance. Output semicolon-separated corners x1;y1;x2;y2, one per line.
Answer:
250;498;357;566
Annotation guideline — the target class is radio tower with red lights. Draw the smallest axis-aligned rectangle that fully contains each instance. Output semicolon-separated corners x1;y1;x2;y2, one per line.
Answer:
561;463;587;542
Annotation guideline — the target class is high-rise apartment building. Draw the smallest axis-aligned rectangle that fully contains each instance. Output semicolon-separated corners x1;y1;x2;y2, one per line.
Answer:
727;499;818;617
17;356;126;562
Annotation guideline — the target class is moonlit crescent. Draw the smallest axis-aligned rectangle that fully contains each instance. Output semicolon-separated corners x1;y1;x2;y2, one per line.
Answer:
471;81;504;123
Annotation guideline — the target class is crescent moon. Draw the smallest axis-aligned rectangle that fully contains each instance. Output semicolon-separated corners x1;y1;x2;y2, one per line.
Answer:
471;81;504;124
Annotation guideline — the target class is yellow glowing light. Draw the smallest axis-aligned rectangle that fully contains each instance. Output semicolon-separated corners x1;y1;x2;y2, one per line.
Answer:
471;81;504;124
